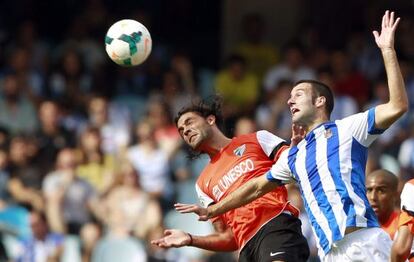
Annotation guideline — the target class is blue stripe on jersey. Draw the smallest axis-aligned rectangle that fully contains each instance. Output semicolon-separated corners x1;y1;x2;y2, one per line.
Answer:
327;125;356;226
367;107;385;135
306;131;342;244
288;145;331;254
350;138;379;227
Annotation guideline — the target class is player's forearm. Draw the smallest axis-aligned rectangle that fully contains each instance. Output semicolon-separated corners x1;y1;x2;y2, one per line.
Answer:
208;176;273;218
378;48;408;128
188;233;238;252
390;226;413;262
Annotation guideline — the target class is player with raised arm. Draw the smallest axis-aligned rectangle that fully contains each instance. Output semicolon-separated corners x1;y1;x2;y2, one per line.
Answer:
176;10;408;261
152;98;309;262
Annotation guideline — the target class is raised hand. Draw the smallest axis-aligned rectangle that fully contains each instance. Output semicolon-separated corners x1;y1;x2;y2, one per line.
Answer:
174;203;210;221
373;10;400;50
151;229;191;248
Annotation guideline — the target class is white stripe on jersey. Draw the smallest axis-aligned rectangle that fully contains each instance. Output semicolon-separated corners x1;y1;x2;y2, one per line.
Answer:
336;119;368;227
294;137;333;252
314;125;347;235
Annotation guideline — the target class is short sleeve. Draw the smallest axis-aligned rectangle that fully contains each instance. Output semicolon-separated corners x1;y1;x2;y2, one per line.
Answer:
195;183;215;208
266;149;295;184
400;180;414;213
256;130;286;157
337;107;385;147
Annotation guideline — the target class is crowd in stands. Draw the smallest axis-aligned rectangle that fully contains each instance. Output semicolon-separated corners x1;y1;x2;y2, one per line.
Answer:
0;1;413;261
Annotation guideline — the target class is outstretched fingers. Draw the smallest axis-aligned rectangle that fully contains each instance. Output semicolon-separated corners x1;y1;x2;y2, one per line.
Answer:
174;203;200;213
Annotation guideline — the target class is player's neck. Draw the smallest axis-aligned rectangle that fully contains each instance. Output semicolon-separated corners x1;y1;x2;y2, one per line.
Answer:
305;115;330;133
201;132;232;158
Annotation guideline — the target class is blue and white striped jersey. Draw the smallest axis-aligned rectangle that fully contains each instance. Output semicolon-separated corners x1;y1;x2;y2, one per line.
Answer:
266;108;383;257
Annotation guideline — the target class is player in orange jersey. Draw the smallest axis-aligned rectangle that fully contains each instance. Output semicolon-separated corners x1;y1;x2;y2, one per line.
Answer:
366;169;400;239
152;97;309;262
391;178;414;262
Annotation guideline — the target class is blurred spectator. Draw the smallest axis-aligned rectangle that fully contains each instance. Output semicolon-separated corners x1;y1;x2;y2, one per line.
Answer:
35;100;76;174
234;13;279;80
87;95;130;155
48;48;93;114
263;42;315;92
8;136;44;211
398;123;414;181
6;20;49;73
127;119;173;209
366;169;400;240
146;99;182;159
255;79;292;140
16;210;64;262
98;162;162;240
0;72;38;135
43;148;98;235
0;148;11;203
215;54;260;125
77;126;116;194
317;67;357;121
330;50;369;108
347;32;383;81
5;46;46;104
233;116;256;137
365;79;407;157
158;70;195;117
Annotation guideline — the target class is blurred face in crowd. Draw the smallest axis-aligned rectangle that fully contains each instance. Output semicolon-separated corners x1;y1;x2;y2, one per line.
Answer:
39;101;59;129
285;48;302;69
366;171;398;223
81;129;101;152
3;75;20;102
29;212;48;240
0;150;8;170
234;117;256;136
56;149;78;175
89;97;108;126
63;51;81;76
9;137;29;164
147;102;171;129
136;120;155;142
229;62;245;81
177;112;214;151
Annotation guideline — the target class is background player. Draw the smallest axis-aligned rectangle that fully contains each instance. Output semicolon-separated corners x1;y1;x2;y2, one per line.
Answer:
391;178;414;262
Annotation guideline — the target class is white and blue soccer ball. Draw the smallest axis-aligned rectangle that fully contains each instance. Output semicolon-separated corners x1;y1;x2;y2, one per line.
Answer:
105;19;152;66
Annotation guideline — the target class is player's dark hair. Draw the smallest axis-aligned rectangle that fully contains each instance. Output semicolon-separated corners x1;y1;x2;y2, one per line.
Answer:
295;79;334;118
174;96;224;130
175;96;225;159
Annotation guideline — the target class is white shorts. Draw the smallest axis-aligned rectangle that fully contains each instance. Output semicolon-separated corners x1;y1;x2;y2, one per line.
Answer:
323;227;392;262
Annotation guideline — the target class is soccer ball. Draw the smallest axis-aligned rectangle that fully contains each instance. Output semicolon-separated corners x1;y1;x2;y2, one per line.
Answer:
105;19;152;66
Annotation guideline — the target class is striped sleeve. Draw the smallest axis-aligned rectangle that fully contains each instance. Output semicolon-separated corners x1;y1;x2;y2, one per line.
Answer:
337;107;385;147
266;149;295;184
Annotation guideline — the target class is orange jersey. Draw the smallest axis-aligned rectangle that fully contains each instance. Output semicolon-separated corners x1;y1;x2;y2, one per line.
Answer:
398;179;414;261
195;130;299;250
381;210;400;239
399;179;414;231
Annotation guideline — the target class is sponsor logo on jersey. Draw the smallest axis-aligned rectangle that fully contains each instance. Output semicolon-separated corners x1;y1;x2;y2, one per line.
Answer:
233;144;246;157
212;159;255;200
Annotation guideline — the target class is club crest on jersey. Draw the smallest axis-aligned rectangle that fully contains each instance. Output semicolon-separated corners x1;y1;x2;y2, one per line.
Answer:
234;144;246;157
324;129;333;139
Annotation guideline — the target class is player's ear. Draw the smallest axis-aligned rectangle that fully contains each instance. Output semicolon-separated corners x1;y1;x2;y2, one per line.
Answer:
315;96;326;108
206;115;216;125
